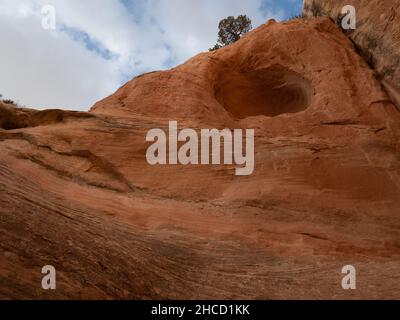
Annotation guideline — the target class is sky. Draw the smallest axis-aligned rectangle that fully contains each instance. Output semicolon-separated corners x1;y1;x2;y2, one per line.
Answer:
0;0;303;111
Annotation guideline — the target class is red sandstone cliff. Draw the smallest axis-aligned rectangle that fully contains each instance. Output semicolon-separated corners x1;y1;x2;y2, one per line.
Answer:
303;0;400;109
1;16;400;299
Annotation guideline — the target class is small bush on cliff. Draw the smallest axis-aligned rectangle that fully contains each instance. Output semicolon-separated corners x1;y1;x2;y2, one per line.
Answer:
288;14;304;21
1;93;19;107
2;99;17;106
209;15;252;51
309;1;325;17
0;95;18;107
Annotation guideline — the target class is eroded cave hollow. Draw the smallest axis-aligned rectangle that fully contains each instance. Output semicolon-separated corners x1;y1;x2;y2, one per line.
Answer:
215;65;313;119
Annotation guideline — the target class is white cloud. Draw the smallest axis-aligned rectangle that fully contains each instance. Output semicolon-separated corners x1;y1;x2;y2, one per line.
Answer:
0;0;283;111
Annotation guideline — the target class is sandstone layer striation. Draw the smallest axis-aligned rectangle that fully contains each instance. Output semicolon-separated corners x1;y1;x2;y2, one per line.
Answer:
1;17;400;299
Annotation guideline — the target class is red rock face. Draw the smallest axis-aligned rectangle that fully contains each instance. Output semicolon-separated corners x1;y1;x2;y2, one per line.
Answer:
303;0;400;109
1;17;400;299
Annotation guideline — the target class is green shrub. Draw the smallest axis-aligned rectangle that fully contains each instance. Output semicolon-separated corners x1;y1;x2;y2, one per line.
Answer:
2;99;18;106
209;15;252;51
310;1;325;17
288;14;304;21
